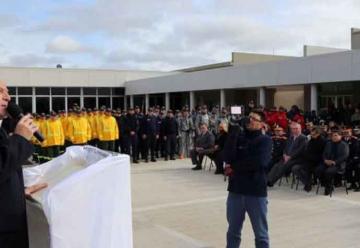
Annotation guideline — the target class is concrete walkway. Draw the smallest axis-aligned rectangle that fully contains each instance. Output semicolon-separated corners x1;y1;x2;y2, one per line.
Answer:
132;159;360;248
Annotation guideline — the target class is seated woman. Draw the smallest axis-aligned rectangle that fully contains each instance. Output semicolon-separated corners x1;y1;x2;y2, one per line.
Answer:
315;128;349;195
208;122;228;174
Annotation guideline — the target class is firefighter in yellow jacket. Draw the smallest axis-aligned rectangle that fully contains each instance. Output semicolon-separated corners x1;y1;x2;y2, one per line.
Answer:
63;108;75;147
87;108;98;147
37;113;49;155
45;111;65;158
67;109;91;145
98;108;119;151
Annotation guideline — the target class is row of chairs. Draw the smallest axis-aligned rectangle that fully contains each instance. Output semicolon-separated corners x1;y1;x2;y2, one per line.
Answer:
278;171;349;197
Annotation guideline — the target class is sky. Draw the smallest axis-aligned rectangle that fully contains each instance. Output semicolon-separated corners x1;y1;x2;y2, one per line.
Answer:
1;0;360;71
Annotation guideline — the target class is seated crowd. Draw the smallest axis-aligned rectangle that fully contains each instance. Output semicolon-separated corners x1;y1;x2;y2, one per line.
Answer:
4;99;360;196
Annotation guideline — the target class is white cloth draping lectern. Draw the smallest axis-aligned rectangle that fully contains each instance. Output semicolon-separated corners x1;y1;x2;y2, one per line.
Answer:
23;146;133;248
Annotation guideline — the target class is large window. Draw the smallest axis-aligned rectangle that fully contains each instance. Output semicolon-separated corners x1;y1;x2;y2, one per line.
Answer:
18;87;32;95
8;87;16;95
112;97;124;110
83;87;97;95
18;97;32;114
52;97;65;112
67;88;81;95
51;87;66;95
98;87;111;95
36;87;50;95
99;97;110;108
84;97;97;109
36;97;50;114
68;97;80;109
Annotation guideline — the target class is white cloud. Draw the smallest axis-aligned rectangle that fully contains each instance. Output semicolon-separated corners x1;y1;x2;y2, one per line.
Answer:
2;0;360;70
46;35;89;54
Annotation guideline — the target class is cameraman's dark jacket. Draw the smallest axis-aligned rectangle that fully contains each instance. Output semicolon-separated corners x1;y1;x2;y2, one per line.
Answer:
0;128;34;232
224;129;272;197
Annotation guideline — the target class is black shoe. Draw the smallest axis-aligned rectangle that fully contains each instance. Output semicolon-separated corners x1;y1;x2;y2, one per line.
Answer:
145;159;149;163
165;157;168;161
354;187;360;192
214;170;223;175
151;158;157;162
303;185;312;192
133;160;139;164
324;187;333;196
346;183;357;190
170;157;176;160
267;182;274;187
192;166;202;170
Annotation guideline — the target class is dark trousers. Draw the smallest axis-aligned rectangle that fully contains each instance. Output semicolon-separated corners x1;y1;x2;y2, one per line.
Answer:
267;160;297;185
226;192;269;248
190;149;204;166
98;140;115;152
114;139;121;153
165;134;177;159
142;134;156;160
0;230;29;248
124;135;138;161
315;163;339;188
345;160;360;185
208;150;224;172
292;162;317;187
88;139;98;147
47;146;60;158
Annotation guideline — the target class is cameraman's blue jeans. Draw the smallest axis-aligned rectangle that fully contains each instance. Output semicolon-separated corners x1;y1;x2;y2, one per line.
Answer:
226;192;269;248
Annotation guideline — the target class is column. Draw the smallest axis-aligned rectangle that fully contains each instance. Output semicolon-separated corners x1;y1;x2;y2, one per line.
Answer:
124;96;127;110
310;84;318;111
165;93;170;110
257;87;266;107
80;88;84;109
145;94;149;111
189;91;195;110
130;95;134;108
220;89;226;109
32;87;36;113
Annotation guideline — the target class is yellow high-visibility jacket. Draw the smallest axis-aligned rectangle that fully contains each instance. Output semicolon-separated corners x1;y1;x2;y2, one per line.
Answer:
67;116;91;144
64;115;74;141
45;118;65;146
38;119;48;147
88;114;98;140
98;115;119;141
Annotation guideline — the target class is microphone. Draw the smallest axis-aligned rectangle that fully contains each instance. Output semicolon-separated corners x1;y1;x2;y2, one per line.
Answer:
6;102;45;142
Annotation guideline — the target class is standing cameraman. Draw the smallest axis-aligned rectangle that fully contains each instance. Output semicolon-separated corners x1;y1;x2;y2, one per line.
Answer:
224;111;272;248
0;81;46;248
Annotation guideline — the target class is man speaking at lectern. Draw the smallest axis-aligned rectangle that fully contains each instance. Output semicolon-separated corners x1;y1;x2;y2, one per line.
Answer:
0;80;46;248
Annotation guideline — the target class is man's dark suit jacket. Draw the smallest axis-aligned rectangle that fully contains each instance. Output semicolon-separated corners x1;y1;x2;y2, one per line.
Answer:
194;131;215;150
283;134;307;165
0;128;34;232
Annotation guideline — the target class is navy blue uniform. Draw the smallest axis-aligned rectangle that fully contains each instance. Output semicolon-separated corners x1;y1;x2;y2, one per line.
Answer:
161;117;178;160
123;114;139;162
140;115;159;161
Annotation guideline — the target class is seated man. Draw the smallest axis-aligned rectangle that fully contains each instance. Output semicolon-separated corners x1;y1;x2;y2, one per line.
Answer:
343;129;360;191
208;122;228;174
292;127;326;192
315;128;349;195
191;123;215;170
268;126;287;173
267;122;307;186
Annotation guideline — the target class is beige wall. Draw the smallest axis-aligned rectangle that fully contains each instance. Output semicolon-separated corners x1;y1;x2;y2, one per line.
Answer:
303;45;348;57
273;86;304;110
232;52;295;65
0;67;173;87
351;28;360;50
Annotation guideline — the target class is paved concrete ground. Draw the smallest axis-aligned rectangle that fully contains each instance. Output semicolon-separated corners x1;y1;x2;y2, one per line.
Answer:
132;159;360;248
